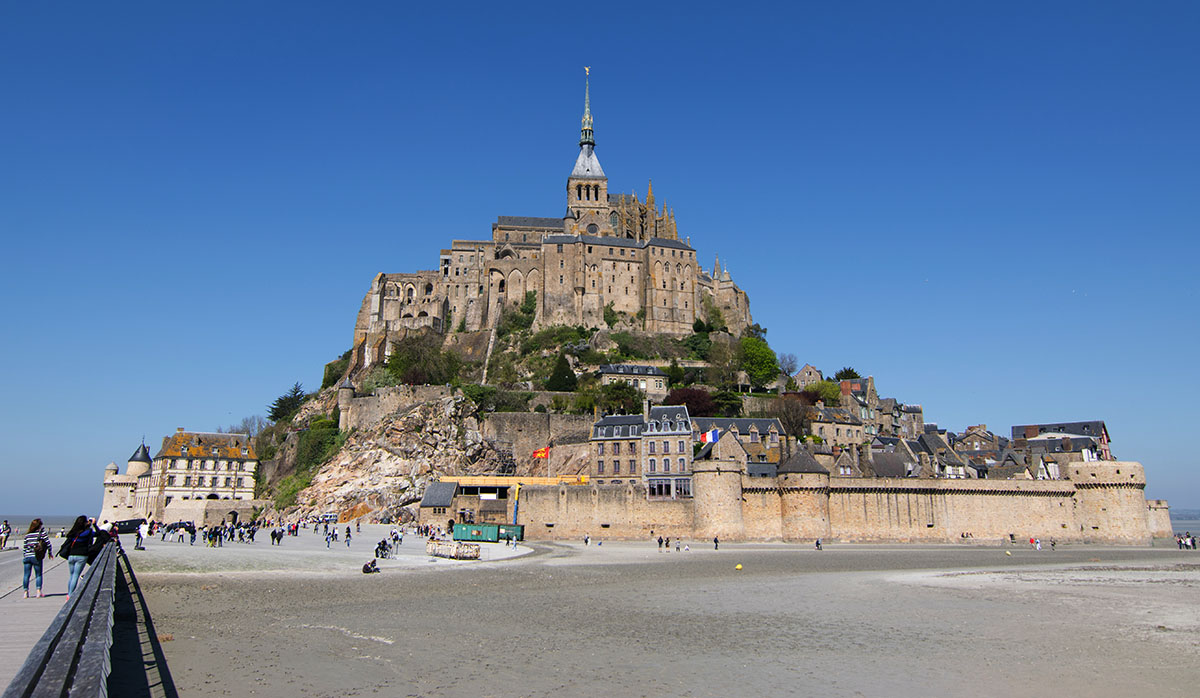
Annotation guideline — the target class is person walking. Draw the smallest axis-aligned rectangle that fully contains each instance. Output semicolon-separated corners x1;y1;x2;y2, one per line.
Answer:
59;516;96;599
1;519;12;550
713;536;719;551
22;518;52;598
136;521;149;550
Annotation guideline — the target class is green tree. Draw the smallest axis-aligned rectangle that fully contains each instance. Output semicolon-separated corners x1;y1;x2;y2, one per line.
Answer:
739;336;778;390
712;390;743;417
268;382;307;422
743;323;768;340
802;380;843;405
546;354;578;392
835;367;861;380
321;349;352;390
598;381;643;414
682;332;712;360
666;359;685;386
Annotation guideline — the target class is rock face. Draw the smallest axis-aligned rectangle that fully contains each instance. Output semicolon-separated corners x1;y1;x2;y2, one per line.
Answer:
286;395;506;522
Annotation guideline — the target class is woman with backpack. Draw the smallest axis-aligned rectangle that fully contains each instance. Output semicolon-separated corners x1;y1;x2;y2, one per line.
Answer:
22;518;52;598
58;516;96;598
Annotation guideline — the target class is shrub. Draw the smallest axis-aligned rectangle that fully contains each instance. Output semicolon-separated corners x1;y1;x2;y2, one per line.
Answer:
386;331;462;385
712;391;743;417
603;302;618;329
321;350;351;390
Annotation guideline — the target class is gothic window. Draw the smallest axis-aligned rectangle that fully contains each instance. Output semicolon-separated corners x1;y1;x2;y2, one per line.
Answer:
587;224;598;234
577;184;582;200
610;212;618;228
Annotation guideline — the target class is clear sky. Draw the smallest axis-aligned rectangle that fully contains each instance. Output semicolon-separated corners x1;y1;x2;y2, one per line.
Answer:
2;2;1197;516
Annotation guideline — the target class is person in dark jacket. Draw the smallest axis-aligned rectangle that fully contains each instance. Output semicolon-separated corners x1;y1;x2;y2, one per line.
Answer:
60;516;96;598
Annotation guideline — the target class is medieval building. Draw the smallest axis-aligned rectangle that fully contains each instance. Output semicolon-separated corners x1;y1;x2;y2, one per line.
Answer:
350;73;752;372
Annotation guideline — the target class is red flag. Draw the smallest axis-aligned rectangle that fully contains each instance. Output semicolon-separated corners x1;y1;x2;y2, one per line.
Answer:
532;447;550;459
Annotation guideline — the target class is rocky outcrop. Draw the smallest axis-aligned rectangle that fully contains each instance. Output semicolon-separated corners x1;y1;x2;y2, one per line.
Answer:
282;395;506;522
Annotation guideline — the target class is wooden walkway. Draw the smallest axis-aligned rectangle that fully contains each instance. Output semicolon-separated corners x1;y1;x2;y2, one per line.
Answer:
0;551;72;687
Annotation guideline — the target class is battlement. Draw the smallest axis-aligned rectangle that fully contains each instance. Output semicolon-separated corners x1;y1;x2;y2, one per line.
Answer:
1066;461;1145;487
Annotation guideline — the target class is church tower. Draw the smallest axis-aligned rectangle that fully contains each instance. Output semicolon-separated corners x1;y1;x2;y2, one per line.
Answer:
567;67;611;235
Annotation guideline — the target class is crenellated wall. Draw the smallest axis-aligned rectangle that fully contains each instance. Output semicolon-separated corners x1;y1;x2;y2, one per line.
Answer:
506;461;1161;545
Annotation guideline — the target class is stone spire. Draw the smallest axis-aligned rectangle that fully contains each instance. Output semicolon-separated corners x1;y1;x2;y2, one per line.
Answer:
580;66;594;147
570;67;605;179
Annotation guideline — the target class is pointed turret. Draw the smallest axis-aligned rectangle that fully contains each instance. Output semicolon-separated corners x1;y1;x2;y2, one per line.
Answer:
127;441;153;478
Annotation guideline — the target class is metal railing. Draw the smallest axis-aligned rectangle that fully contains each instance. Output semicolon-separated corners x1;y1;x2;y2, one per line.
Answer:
3;542;118;698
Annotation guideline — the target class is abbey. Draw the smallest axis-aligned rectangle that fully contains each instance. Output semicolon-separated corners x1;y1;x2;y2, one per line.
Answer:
351;74;751;371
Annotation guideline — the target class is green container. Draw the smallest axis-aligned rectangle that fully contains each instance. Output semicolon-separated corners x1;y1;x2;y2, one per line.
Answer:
497;524;524;541
453;523;499;543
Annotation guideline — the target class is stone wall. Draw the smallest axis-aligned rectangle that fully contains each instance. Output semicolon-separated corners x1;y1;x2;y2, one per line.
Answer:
345;385;453;431
504;462;1160;545
1147;499;1173;538
516;483;694;540
159;498;269;527
480;412;593;471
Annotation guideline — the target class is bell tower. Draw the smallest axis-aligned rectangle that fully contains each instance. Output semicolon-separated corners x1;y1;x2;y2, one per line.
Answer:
567;67;610;235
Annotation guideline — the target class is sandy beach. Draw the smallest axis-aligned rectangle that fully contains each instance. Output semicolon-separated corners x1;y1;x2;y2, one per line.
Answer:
135;527;1200;697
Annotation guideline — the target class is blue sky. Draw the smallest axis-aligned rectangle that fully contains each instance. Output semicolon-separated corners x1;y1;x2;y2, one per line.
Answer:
2;2;1197;515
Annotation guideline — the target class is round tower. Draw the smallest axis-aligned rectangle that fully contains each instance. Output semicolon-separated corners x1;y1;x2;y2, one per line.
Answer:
127;442;153;478
777;450;832;542
105;461;119;477
691;463;746;541
337;378;355;431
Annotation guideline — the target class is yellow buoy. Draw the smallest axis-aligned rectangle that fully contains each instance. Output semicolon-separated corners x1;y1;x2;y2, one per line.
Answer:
735;563;743;570
1005;551;1012;556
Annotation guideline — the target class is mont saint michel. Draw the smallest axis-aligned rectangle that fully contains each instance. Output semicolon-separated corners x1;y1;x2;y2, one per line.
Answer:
5;5;1198;698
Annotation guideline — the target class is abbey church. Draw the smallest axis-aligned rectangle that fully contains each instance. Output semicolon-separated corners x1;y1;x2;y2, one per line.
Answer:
351;73;752;371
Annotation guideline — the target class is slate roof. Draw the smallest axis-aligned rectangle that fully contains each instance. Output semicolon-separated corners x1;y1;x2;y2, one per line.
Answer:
495;216;565;229
692;417;783;435
986;464;1032;480
538;234;694;252
420;481;457;508
479;499;507;513
592;414;644;439
777;450;829;474
599;364;667;377
747;462;778;478
571;144;605;178
647;237;694;250
872;452;915;478
129;443;153;464
804;406;862;426
1011;421;1108;441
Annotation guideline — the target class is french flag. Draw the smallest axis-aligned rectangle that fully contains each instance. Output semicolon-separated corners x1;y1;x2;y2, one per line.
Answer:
699;428;720;443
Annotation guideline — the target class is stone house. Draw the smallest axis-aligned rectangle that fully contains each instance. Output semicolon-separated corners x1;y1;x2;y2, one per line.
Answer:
792;364;823;389
140;429;260;519
589;404;694;498
597;364;668;399
690;417;788;465
805;404;865;447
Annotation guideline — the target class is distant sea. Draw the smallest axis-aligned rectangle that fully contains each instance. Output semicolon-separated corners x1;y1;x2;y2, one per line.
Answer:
1;515;82;538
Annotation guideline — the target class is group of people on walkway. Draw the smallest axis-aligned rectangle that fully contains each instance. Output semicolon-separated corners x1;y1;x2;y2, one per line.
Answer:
19;516;114;600
1176;532;1196;549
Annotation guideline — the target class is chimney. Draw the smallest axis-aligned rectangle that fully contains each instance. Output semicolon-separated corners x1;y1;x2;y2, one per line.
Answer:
643;398;650;422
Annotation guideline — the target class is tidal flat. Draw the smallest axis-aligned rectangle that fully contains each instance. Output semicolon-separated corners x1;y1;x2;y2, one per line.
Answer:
137;530;1200;697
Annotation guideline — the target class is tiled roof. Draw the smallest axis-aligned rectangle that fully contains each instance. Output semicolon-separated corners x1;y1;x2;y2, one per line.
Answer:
420;481;457;508
495;216;565;229
154;431;257;460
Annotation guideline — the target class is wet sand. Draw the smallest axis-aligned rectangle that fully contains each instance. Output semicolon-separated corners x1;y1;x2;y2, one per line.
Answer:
138;535;1200;697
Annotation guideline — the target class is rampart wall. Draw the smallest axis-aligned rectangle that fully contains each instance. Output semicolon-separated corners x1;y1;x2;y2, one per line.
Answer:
481;413;593;469
510;461;1158;545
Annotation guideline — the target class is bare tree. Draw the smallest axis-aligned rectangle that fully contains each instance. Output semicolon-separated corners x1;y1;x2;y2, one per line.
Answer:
778;353;798;376
769;395;811;440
